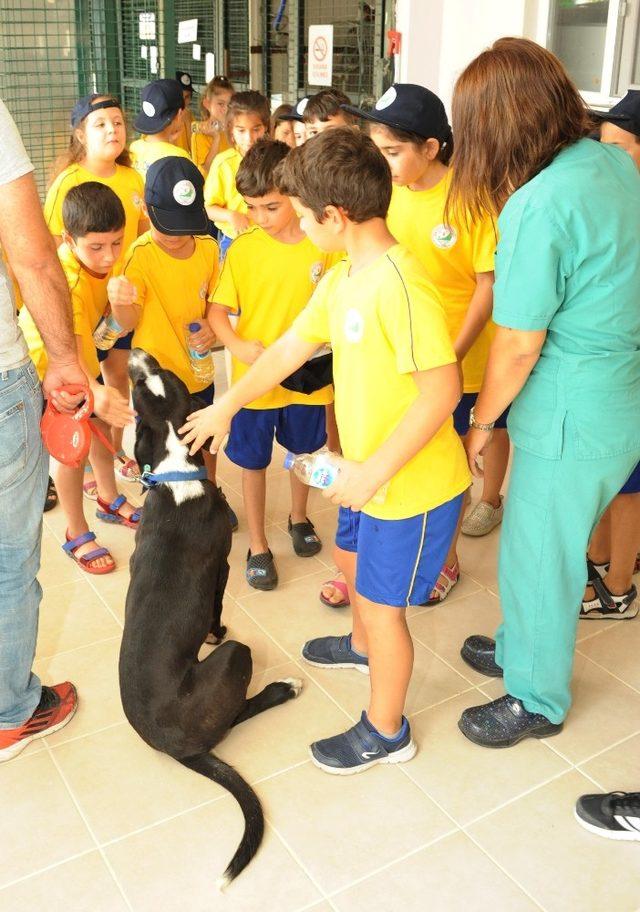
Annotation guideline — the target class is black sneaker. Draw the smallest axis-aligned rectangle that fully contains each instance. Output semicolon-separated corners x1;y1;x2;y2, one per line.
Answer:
246;549;278;590
575;791;640;840
288;516;322;557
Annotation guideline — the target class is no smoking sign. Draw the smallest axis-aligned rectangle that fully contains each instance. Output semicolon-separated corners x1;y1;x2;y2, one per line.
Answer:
308;24;333;86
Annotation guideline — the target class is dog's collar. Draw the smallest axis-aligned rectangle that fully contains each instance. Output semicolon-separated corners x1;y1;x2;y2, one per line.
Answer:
140;465;208;489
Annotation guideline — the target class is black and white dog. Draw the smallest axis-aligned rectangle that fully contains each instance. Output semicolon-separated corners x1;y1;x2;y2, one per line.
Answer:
120;349;302;888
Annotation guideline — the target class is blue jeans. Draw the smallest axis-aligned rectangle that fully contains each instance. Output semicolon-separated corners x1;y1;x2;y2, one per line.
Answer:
0;360;48;727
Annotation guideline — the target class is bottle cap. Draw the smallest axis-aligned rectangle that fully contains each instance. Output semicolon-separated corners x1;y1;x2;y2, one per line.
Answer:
188;321;201;332
283;452;295;470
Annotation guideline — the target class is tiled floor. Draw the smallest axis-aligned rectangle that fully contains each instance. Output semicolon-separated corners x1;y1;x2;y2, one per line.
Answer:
3;445;640;911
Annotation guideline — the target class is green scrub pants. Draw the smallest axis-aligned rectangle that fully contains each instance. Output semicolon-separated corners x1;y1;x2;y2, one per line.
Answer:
495;430;640;724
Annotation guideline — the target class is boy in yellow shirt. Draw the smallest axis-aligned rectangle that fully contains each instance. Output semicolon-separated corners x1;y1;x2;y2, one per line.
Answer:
109;156;237;530
20;183;139;573
206;139;337;590
129;80;191;180
182;128;470;774
302;88;356;139
203;90;270;258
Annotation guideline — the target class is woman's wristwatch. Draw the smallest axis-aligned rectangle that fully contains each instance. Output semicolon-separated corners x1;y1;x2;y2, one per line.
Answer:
469;406;495;432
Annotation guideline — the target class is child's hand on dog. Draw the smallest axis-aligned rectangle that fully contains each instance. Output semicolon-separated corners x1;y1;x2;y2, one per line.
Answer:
93;384;136;429
180;403;231;455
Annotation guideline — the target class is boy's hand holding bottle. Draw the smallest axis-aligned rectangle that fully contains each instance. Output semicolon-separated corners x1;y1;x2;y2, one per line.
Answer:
188;321;216;354
107;275;138;310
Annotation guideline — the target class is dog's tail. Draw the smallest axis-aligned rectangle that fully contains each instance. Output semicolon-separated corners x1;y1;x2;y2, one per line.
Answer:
179;751;263;889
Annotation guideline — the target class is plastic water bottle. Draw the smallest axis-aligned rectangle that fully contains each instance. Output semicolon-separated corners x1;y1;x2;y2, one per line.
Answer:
93;312;123;351
185;322;215;384
284;447;388;504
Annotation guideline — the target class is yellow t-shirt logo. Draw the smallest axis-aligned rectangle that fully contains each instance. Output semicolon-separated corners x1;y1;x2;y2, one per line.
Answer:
344;308;364;343
431;224;457;249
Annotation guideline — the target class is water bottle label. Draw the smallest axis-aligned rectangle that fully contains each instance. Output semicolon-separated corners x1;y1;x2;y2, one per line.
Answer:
189;347;208;361
310;461;337;489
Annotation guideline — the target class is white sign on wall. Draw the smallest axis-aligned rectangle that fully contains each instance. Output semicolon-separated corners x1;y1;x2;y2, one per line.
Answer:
308;24;333;87
178;18;198;44
139;13;156;40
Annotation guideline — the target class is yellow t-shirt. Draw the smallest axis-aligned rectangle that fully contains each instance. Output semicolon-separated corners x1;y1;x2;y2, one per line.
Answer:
203;147;246;238
174;110;193;155
44;163;145;259
129;138;191;181
293;244;471;520
19;243;108;381
210;225;339;409
386;172;497;393
124;232;219;393
191;128;230;177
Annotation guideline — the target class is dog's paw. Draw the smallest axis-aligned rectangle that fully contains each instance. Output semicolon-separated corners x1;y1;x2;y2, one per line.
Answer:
280;677;303;698
205;625;227;646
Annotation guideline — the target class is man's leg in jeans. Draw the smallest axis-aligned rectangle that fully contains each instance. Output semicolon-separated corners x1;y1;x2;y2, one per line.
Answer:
0;363;48;728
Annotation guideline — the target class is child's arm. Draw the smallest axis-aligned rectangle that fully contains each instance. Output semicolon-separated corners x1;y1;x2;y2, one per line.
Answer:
205;205;250;235
180;327;319;454
453;271;494;362
74;338;134;428
208;302;265;364
326;362;462;512
108;276;141;331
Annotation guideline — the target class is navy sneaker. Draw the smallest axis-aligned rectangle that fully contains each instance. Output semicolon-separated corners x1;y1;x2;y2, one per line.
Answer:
301;633;369;674
575;791;640;841
310;711;416;775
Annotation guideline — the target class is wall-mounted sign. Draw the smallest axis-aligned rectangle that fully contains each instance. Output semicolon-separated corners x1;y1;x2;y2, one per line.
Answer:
308;24;333;87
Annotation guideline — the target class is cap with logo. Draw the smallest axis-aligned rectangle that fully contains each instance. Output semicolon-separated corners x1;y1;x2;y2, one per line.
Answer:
343;83;451;143
279;97;310;122
133;79;185;135
176;70;194;92
594;88;640;137
71;93;121;128
144;156;209;235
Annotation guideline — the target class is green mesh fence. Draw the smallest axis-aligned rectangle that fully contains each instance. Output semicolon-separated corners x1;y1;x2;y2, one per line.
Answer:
224;0;250;89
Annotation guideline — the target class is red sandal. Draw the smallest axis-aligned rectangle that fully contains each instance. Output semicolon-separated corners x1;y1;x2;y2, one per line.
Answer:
62;530;115;575
319;577;350;609
96;494;142;530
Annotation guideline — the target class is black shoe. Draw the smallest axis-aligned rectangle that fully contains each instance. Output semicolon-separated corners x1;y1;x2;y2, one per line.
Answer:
460;635;503;677
458;694;563;748
575;791;640;841
288;516;322;557
246;549;278;591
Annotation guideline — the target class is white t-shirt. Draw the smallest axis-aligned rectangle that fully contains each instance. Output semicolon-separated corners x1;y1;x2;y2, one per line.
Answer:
0;98;34;369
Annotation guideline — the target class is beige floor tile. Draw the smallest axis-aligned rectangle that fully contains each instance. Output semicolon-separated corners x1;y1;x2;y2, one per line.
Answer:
39;527;83;589
304;639;473;721
238;569;352;658
36;578;122;659
0;851;128;912
456;528;500;590
0;752;93;887
259;762;456;894
468;769;640;912
262;467;332;523
332;830;538;912
199;597;290;674
480;654;640;764
408;589;503;683
215;661;351;783
579;732;640;793
51;723;226;844
105;800;322;912
404;692;569;825
34;638;125;746
226;525;327;600
577;619;640;691
84;568;129;623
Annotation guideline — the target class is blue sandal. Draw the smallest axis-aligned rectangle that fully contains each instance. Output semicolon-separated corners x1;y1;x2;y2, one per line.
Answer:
96;494;141;529
63;530;115;575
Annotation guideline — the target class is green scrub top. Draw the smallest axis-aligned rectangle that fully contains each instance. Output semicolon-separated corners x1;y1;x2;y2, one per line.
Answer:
493;138;640;461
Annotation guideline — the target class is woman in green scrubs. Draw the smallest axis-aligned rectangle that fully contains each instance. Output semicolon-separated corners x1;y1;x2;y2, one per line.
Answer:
447;38;640;747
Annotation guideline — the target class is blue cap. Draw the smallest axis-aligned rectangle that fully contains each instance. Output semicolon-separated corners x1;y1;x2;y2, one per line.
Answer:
595;89;640;136
279;97;309;122
71;94;121;128
145;156;208;236
134;79;185;134
343;83;451;144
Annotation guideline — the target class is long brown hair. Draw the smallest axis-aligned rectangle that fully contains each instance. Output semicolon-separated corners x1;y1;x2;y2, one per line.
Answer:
49;97;131;186
446;38;594;222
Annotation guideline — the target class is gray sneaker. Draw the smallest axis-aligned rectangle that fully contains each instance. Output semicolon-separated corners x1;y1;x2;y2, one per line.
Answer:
301;633;369;674
461;496;504;537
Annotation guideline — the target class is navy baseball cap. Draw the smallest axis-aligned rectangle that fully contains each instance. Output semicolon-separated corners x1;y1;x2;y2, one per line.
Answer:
594;88;640;136
71;94;121;128
176;70;194;92
145;156;208;236
279;97;310;122
134;79;185;134
343;83;451;143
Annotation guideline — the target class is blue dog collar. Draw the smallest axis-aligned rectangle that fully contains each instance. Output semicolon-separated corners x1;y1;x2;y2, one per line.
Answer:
140;465;208;489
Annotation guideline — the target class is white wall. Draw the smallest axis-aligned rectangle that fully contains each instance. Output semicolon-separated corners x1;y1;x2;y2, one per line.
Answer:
395;0;549;111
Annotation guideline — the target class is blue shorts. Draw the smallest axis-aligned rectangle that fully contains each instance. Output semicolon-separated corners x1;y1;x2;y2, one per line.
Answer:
225;404;327;470
453;392;509;437
335;493;464;608
620;459;640;494
97;331;133;362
